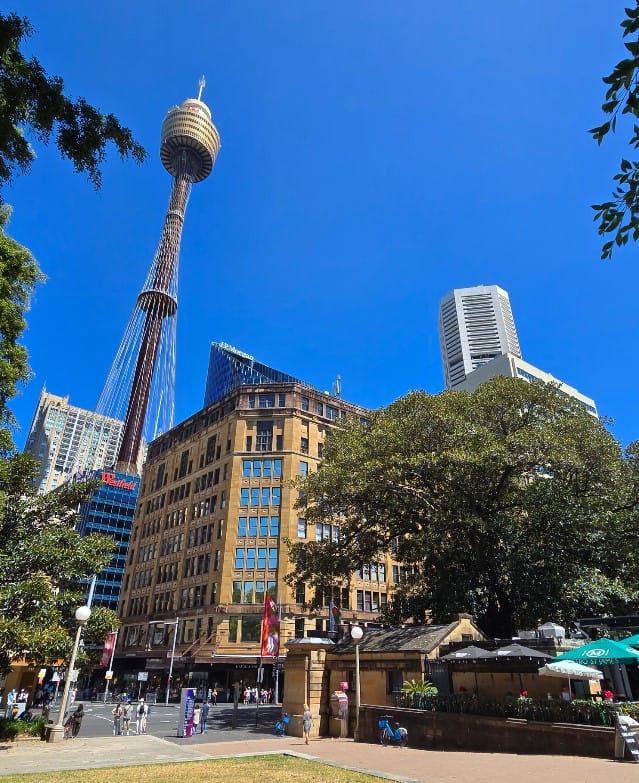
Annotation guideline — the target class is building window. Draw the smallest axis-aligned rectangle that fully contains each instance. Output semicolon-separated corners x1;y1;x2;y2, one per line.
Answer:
234;548;245;569
241;616;261;642
274;459;282;477
387;670;404;695
357;590;364;611
259;393;275;408
268;548;278;569
243;460;251;478
205;436;216;465
243;581;254;603
248;516;257;537
259;516;269;537
214;551;220;570
178;449;189;478
246;436;252;451
297;518;307;538
246;547;256;568
276;434;283;451
248;394;256;409
316;402;323;415
238;517;247;536
232;581;242;602
301;396;309;411
272;487;281;506
270;516;279;536
257;547;266;569
392;565;399;583
295;618;306;637
295;583;306;603
240;488;249;507
228;616;238;643
300;437;309;454
255;580;265;604
278;394;286;407
261;487;270;506
318;442;323;459
299;461;308;477
326;405;338;421
256;421;273;451
251;488;259;507
253;459;262;477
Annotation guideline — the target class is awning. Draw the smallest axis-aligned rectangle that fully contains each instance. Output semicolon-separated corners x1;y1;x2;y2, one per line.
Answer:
538;660;603;681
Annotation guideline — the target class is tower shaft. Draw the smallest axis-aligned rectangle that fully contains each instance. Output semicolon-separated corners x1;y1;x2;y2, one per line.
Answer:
117;162;194;466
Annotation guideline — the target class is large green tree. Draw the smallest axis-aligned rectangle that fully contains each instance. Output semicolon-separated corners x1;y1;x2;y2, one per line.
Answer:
0;13;146;191
0;453;116;674
591;1;639;258
289;378;639;638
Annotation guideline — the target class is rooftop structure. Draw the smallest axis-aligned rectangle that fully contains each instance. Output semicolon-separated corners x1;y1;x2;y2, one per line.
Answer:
203;342;312;406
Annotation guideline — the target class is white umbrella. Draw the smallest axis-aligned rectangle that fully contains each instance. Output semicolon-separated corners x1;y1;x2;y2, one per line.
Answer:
537;660;603;680
538;659;603;696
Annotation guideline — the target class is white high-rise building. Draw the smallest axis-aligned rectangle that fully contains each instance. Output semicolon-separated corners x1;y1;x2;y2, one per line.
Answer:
23;389;125;494
439;285;521;389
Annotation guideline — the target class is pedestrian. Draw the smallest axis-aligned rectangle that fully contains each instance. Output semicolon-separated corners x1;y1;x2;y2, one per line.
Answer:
122;700;132;735
65;703;84;738
17;688;28;703
112;702;123;735
192;703;201;736
136;698;148;734
200;701;209;733
211;688;217;706
302;703;314;745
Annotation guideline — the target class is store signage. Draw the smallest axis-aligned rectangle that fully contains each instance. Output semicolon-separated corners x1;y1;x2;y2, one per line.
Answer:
100;472;137;491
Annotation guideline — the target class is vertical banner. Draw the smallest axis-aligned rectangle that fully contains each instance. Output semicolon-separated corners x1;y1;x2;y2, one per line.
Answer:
100;631;117;667
261;594;280;657
177;687;196;737
329;602;341;632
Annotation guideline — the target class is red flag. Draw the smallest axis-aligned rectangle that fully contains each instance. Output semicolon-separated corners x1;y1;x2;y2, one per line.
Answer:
260;595;280;657
100;631;117;667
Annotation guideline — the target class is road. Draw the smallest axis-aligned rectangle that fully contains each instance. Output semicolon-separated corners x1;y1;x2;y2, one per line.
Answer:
51;701;282;744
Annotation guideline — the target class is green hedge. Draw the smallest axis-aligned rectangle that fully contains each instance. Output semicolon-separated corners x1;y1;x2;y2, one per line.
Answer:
0;717;46;740
399;693;621;727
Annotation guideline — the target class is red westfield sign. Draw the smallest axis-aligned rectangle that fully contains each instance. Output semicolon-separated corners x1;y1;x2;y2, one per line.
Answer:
100;472;137;491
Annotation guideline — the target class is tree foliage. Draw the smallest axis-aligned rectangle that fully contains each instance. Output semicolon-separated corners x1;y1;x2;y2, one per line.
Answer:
290;378;639;639
0;13;146;192
0;205;43;446
591;1;639;258
0;452;117;674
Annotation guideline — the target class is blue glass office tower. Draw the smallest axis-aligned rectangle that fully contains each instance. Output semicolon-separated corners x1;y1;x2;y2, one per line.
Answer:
204;342;312;406
76;469;140;610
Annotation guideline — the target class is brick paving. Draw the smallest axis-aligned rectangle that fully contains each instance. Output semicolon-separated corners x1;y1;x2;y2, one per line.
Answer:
1;733;639;782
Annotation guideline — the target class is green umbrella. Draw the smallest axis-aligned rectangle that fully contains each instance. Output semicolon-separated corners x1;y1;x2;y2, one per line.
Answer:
554;638;639;666
621;632;639;647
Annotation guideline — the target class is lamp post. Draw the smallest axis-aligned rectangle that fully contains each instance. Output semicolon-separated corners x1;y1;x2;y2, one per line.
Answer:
350;624;364;742
46;605;91;743
149;617;179;705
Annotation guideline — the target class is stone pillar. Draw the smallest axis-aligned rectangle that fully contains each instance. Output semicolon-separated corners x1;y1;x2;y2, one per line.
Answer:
282;637;334;738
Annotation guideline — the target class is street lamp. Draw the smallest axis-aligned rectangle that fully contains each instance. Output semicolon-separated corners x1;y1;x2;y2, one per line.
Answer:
350;624;364;741
46;605;91;743
149;617;179;705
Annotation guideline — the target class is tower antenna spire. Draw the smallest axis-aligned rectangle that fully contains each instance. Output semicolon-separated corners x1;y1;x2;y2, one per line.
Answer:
198;75;206;101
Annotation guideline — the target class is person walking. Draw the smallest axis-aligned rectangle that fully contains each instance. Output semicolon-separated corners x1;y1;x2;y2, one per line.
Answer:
192;703;201;736
122;700;132;735
211;688;217;706
136;698;148;734
200;700;209;733
112;702;123;735
302;703;314;745
65;704;84;738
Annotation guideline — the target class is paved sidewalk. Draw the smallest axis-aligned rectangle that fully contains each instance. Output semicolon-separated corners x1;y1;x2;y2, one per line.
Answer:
1;734;638;782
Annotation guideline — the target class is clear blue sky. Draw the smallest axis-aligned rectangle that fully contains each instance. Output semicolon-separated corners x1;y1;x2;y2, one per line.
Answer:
7;1;639;448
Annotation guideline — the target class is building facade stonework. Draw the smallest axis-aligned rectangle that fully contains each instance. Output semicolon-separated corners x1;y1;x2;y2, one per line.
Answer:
114;382;395;696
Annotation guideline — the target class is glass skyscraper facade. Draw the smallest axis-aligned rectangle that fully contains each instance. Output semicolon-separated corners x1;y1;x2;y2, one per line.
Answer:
203;342;313;406
76;469;141;610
